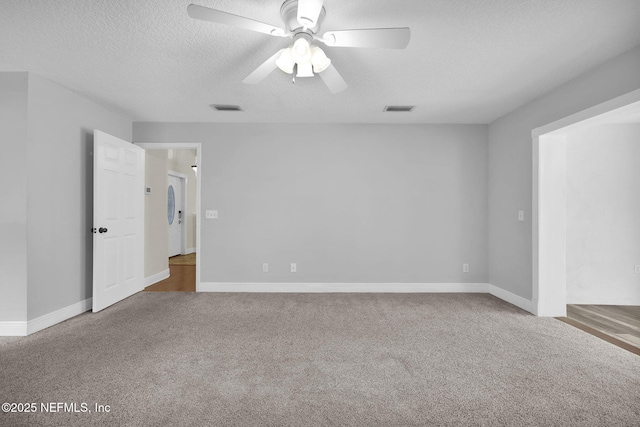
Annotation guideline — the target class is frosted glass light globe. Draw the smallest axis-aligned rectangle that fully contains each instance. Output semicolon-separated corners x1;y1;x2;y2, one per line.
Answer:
275;48;295;74
311;45;331;73
291;38;312;64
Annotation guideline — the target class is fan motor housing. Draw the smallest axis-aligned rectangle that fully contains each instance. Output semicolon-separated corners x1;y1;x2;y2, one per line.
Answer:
280;0;326;34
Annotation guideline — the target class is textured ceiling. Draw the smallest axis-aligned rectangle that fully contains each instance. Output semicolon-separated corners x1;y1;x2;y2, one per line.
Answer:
1;0;639;123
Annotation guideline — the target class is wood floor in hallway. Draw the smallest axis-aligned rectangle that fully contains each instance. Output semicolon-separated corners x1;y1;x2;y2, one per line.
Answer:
144;254;196;292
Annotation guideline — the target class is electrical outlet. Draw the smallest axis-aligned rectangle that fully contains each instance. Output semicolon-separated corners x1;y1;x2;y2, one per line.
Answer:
290;263;297;273
262;263;269;273
463;263;470;273
635;265;640;274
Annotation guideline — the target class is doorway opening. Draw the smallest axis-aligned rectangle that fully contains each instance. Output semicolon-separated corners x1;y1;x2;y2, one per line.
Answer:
136;143;202;292
168;171;187;257
532;89;640;315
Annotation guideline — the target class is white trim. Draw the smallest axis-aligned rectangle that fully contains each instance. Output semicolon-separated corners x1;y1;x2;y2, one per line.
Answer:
487;285;534;313
532;88;640;138
1;284;538;336
535;134;568;318
136;142;201;293
0;321;28;336
26;298;92;335
144;268;170;287
530;299;539;316
532;135;540;312
200;282;491;293
181;175;188;255
185;247;196;254
532;89;640;317
200;282;537;315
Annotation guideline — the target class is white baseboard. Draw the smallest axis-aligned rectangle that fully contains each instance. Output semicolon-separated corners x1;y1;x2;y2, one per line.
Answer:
26;298;92;335
488;284;534;313
0;283;538;336
199;282;490;293
200;282;538;315
530;298;539;316
185;248;196;255
533;298;569;317
144;269;170;287
0;321;28;336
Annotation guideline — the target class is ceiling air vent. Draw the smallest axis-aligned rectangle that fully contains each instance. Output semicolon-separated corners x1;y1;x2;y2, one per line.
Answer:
384;105;414;112
210;104;243;111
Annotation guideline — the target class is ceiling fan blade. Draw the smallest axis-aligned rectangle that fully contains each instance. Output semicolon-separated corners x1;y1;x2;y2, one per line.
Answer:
319;64;348;94
187;4;286;37
321;28;410;49
297;0;324;28
242;50;283;85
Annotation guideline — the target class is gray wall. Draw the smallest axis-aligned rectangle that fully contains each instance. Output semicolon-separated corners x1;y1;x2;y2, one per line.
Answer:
488;45;640;300
134;124;488;284
26;74;132;320
0;72;28;322
566;124;640;304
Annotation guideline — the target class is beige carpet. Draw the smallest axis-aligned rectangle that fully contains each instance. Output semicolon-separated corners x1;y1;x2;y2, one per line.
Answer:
1;293;639;426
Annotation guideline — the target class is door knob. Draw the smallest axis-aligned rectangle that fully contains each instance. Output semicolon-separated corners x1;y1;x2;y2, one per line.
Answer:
98;227;108;233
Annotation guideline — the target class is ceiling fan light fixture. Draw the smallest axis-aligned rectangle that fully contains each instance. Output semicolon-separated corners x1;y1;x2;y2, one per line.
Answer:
187;2;411;94
291;37;312;64
296;62;314;77
310;45;331;73
298;16;315;28
275;48;295;74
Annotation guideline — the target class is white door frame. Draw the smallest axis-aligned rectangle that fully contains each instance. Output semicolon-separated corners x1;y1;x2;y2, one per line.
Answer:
136;142;202;292
531;89;640;316
168;170;188;255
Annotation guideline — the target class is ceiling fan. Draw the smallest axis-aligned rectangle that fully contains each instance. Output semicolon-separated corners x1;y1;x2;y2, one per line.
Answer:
187;0;410;94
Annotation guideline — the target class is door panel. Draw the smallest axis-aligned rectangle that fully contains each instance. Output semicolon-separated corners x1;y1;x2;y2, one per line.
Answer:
93;130;145;312
168;174;183;257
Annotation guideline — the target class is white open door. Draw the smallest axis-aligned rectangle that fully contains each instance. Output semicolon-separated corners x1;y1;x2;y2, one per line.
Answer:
93;130;145;312
168;172;185;257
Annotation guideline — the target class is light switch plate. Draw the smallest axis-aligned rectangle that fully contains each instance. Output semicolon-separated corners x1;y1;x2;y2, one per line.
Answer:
518;210;524;221
205;210;218;219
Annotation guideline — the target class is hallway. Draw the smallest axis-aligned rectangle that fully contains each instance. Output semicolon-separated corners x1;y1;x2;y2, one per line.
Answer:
144;254;196;292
